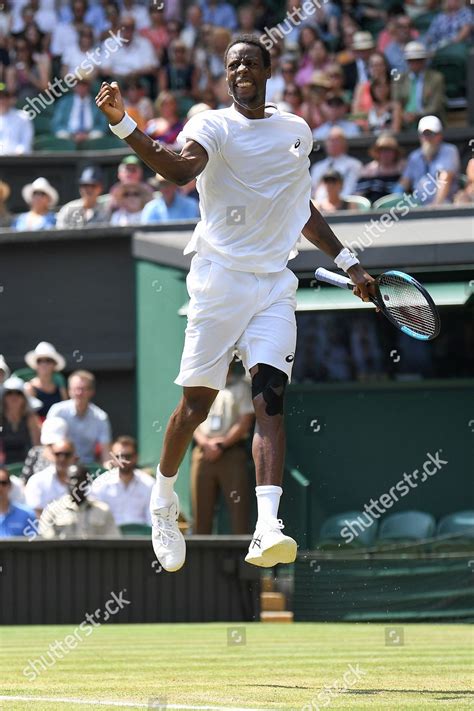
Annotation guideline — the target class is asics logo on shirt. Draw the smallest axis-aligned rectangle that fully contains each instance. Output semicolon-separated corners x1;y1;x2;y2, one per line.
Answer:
289;138;302;157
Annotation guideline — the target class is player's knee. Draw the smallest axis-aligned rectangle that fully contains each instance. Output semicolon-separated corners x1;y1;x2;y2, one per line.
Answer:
181;394;212;426
251;364;288;417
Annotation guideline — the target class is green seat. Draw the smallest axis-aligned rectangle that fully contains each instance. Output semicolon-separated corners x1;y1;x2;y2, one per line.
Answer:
372;193;412;210
33;135;76;151
431;43;469;99
378;511;436;542
412;11;437;33
119;523;152;536
77;136;124;151
6;462;25;478
13;367;66;388
437;511;474;537
345;194;371;211
317;511;377;549
33;112;53;136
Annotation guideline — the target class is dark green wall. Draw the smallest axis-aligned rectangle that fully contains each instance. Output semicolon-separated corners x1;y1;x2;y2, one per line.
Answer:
136;259;474;542
285;381;474;545
136;260;192;515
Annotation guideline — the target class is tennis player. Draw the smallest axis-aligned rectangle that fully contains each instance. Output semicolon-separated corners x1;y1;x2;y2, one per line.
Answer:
96;35;375;572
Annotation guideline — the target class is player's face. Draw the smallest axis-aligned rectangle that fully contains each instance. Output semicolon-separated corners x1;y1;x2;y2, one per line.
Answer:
226;44;269;108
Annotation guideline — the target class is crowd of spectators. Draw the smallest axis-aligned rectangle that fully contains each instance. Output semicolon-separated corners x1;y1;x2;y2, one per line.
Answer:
0;344;158;538
0;0;472;226
0;346;255;538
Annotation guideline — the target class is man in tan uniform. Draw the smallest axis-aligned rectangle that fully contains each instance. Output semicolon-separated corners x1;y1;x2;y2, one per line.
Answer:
191;363;254;534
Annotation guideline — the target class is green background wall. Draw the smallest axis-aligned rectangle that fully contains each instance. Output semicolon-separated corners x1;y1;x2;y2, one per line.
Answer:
136;259;474;543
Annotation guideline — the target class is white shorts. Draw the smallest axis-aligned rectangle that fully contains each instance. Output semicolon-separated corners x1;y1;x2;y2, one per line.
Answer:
175;255;298;390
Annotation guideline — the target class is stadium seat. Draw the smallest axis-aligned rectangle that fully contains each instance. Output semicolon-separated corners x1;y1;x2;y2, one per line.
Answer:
13;367;66;388
317;511;378;549
372;193;413;210
119;523;152;536
33;135;76;151
6;462;24;478
412;11;437;33
437;511;474;537
431;43;469;99
77;136;125;151
346;195;371;211
378;511;436;542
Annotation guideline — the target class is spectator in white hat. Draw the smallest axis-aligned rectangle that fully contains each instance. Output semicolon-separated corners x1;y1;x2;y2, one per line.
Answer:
343;31;376;92
0;354;10;383
396;115;460;205
24;342;67;420
391;41;445;129
22;416;69;484
1;376;41;465
12;177;58;232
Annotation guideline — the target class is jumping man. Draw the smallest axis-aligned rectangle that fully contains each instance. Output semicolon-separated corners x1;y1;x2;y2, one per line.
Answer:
96;34;375;571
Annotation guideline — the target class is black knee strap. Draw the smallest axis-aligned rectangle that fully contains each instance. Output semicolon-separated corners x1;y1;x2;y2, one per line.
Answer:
251;364;288;416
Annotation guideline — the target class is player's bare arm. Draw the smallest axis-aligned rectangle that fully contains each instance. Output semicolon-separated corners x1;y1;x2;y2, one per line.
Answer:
302;201;376;302
95;82;208;185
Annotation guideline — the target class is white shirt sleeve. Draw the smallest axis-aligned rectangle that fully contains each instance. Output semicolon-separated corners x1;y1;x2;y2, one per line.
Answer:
177;111;227;157
25;475;44;510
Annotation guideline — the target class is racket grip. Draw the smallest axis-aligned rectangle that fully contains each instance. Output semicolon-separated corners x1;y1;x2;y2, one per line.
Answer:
314;267;354;290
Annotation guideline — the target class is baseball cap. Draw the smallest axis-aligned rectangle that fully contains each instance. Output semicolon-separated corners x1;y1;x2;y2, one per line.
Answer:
79;166;104;185
0;82;10;96
418;115;443;134
120;155;140;166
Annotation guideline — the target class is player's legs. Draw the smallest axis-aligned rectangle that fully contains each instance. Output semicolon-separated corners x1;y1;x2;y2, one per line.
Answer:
150;386;217;572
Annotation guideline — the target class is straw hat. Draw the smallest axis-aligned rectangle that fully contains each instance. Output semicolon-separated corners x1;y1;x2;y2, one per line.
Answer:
352;31;375;50
369;133;403;159
22;177;59;207
404;41;429;61
309;71;332;89
25;341;66;371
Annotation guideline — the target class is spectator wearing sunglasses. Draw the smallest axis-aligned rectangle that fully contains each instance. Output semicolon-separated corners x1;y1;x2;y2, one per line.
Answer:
25;439;77;517
110;182;152;226
91;436;153;527
108;155;153;212
12;177;57;232
0;468;36;538
39;464;119;539
23;342;67;420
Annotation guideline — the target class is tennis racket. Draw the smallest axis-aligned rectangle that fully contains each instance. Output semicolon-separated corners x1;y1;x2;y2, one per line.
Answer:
314;267;441;341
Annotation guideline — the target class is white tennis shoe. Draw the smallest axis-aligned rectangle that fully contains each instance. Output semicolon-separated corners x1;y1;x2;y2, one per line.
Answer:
245;518;297;567
151;492;186;572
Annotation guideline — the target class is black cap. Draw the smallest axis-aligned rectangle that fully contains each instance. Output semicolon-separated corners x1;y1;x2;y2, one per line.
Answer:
79;166;104;185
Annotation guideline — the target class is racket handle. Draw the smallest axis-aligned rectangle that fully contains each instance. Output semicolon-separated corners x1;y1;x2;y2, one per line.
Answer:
314;267;354;290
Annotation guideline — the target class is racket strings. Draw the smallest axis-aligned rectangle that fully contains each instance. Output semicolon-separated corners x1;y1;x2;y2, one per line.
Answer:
377;274;439;338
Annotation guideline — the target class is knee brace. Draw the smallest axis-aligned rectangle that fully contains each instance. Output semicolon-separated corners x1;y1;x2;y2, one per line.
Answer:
251;364;288;416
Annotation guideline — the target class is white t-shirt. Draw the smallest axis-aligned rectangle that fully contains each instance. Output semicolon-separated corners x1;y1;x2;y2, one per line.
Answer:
177;104;313;273
91;468;154;526
25;465;70;511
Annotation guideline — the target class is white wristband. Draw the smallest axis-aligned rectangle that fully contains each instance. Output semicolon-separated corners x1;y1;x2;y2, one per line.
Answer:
334;247;360;272
109;112;137;139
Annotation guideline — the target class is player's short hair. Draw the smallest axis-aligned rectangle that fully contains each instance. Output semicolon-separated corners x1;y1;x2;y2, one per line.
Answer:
224;34;271;69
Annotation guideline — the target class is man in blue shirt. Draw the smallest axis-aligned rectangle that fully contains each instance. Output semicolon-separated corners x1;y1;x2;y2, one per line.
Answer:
397;115;460;205
0;468;36;537
141;174;200;224
200;0;237;31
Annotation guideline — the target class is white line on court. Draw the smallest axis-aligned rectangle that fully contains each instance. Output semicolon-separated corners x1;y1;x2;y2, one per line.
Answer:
0;696;267;711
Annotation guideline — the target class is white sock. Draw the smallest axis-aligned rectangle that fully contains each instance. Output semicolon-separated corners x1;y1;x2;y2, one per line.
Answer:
255;485;282;529
151;466;178;508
